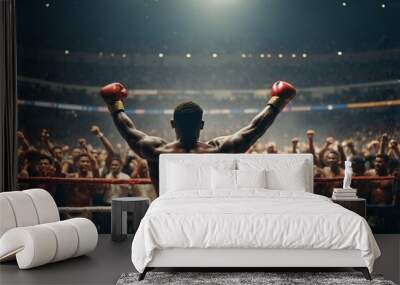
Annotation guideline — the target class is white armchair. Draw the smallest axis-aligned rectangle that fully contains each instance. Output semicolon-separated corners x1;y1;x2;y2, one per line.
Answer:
0;188;98;269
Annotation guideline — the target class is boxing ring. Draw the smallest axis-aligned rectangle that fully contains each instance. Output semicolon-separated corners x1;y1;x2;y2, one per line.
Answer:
16;175;399;234
17;176;396;209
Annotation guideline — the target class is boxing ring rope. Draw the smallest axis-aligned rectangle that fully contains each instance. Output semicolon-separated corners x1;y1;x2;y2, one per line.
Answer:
18;177;153;185
314;176;395;182
17;176;396;214
58;206;111;213
18;176;395;185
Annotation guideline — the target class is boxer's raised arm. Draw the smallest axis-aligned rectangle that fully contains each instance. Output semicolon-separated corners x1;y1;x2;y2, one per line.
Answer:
100;83;166;159
208;105;279;153
112;111;166;158
208;81;296;153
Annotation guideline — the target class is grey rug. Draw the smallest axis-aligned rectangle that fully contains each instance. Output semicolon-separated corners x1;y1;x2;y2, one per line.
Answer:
117;271;396;285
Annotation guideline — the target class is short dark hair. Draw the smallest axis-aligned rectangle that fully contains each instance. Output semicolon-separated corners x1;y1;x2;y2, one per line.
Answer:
351;155;365;165
111;156;122;164
173;101;203;127
327;150;339;158
38;154;53;164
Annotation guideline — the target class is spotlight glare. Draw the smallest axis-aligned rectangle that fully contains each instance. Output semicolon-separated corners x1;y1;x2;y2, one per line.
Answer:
267;53;272;58
260;53;265;58
186;53;191;58
111;53;115;57
241;53;247;58
381;3;386;8
292;53;296;58
342;2;347;6
337;51;343;56
45;3;50;8
122;53;127;58
212;53;218;58
64;50;69;55
98;52;103;57
158;53;164;58
302;53;307;58
278;53;283;58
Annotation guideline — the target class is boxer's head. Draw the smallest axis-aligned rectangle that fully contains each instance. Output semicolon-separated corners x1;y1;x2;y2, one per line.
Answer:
171;101;204;147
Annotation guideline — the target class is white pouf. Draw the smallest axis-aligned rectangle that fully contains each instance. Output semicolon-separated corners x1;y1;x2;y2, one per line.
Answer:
0;189;98;269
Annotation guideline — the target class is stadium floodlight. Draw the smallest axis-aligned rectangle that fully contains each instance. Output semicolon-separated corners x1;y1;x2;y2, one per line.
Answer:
342;2;347;6
267;53;272;58
302;53;307;58
45;3;50;8
241;53;247;58
381;3;386;8
111;53;115;57
337;51;343;56
212;53;218;58
186;53;191;58
64;50;69;55
122;53;127;58
158;53;164;58
292;53;296;58
260;53;265;58
278;53;283;58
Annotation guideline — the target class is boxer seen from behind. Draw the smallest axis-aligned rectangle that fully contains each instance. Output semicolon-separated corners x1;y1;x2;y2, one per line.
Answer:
100;81;296;196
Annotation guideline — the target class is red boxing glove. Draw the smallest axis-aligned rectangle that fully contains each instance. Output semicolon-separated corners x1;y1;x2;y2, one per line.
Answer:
268;81;296;111
100;82;128;113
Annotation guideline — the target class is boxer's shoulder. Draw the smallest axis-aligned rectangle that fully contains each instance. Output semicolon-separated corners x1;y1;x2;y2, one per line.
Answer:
153;141;218;154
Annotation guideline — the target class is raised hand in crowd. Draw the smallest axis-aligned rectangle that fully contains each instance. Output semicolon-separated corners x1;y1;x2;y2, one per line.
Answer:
337;140;346;167
291;137;300;153
379;133;389;154
91;125;116;176
306;129;318;164
78;137;99;171
366;140;380;156
342;139;357;158
39;128;54;154
388;139;400;159
266;142;278;154
318;137;335;167
17;131;30;152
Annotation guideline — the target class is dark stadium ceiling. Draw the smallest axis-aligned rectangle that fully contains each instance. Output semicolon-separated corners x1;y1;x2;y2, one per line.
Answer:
17;0;400;54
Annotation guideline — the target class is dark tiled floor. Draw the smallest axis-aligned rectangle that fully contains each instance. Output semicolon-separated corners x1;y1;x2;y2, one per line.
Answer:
0;235;134;285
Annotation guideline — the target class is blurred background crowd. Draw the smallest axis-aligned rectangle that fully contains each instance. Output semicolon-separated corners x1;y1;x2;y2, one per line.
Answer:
16;0;400;233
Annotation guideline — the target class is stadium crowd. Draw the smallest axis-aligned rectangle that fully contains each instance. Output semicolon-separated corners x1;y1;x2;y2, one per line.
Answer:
17;125;399;205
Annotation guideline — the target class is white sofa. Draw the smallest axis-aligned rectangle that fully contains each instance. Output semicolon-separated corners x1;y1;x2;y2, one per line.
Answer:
0;188;98;269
